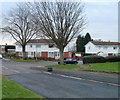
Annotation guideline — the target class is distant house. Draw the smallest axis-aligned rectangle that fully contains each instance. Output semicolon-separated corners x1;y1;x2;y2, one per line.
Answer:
0;45;5;54
15;39;72;59
5;45;15;53
0;45;15;54
85;41;120;57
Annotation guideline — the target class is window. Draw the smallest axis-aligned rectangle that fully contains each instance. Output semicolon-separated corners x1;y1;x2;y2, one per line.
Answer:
49;44;54;48
98;46;101;49
31;52;34;56
49;52;54;57
30;45;32;48
19;52;23;56
113;47;117;50
18;45;21;48
89;46;90;49
54;52;59;57
58;53;60;57
36;44;41;48
54;52;57;57
104;46;108;49
36;52;41;57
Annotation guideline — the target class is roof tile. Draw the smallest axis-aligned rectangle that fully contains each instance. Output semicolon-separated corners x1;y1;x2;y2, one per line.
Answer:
91;41;120;45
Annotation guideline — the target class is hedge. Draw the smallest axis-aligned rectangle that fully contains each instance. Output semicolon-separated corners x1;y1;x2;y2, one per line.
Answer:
105;56;120;62
35;57;55;61
83;56;106;64
83;55;120;64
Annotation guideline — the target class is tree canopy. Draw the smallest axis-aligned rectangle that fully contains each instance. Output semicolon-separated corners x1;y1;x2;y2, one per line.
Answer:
2;3;38;59
29;1;86;64
76;33;92;53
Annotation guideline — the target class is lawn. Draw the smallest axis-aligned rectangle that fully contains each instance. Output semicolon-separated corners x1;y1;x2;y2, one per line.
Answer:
2;76;43;98
80;62;119;73
11;58;44;62
45;64;80;69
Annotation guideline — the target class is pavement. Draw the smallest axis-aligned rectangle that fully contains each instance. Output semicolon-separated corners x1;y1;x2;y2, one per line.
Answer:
1;58;119;98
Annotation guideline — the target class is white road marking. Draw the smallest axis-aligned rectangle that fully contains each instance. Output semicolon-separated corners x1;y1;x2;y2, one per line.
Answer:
43;71;120;87
10;69;20;73
2;66;20;73
43;71;52;75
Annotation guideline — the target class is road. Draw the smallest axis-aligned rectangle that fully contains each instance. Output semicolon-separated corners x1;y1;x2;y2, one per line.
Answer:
1;59;119;98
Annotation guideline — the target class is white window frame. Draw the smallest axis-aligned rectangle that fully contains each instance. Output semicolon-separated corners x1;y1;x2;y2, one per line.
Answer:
19;52;23;56
48;52;54;57
113;47;117;50
104;46;108;49
89;46;90;49
36;52;41;57
31;52;34;56
30;45;32;48
36;44;41;48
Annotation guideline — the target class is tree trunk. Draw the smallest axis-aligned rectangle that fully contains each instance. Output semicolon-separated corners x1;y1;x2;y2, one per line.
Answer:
22;45;26;60
59;48;64;65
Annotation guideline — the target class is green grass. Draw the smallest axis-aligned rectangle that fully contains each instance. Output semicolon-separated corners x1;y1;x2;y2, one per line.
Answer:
45;64;80;69
80;62;119;73
11;58;44;62
2;76;43;98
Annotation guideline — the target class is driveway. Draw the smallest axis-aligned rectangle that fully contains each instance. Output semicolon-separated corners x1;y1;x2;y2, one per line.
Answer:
1;59;119;98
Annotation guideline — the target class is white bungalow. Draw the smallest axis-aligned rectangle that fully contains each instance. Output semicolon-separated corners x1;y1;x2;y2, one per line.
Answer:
85;41;120;57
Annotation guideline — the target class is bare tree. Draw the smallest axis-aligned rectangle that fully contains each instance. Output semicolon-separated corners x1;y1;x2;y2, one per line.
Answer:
30;1;86;64
2;3;38;59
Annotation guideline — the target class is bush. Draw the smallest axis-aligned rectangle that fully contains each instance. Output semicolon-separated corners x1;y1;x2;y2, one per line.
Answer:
4;53;16;58
36;57;55;61
83;56;106;64
105;56;120;62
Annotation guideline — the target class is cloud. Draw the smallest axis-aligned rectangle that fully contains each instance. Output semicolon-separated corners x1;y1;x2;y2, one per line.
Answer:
0;1;118;45
81;1;118;41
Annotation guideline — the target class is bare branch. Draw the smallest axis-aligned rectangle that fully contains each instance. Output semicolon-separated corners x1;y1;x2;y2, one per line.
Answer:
29;1;86;64
2;3;38;59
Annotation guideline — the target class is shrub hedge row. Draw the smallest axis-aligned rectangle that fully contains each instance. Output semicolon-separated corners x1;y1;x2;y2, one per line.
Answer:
83;56;120;64
105;56;120;62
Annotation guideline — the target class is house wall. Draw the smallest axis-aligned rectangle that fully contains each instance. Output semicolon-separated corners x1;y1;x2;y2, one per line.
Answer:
15;43;71;58
16;43;61;52
85;42;97;54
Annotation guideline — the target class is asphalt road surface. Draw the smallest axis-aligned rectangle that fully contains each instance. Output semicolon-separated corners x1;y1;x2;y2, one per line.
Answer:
1;59;119;98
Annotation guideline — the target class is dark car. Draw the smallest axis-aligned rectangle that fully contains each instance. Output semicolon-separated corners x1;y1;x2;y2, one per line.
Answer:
58;58;78;64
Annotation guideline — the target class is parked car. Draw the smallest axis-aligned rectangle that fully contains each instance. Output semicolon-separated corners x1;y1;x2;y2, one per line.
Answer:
58;58;78;64
0;54;2;59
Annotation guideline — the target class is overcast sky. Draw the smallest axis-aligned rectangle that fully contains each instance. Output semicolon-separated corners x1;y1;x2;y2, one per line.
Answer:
0;0;118;45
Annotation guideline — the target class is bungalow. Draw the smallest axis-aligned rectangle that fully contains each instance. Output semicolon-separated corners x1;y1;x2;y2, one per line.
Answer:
15;39;72;59
85;41;120;57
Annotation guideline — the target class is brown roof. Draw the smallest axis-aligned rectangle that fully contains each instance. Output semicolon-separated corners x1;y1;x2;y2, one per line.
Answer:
91;41;120;45
15;39;54;44
28;39;54;43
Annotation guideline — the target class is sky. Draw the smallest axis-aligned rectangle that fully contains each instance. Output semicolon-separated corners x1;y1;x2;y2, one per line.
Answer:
0;0;119;45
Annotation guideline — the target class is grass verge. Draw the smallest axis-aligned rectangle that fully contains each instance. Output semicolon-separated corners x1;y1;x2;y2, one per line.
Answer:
45;64;80;69
2;76;43;98
80;62;119;73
